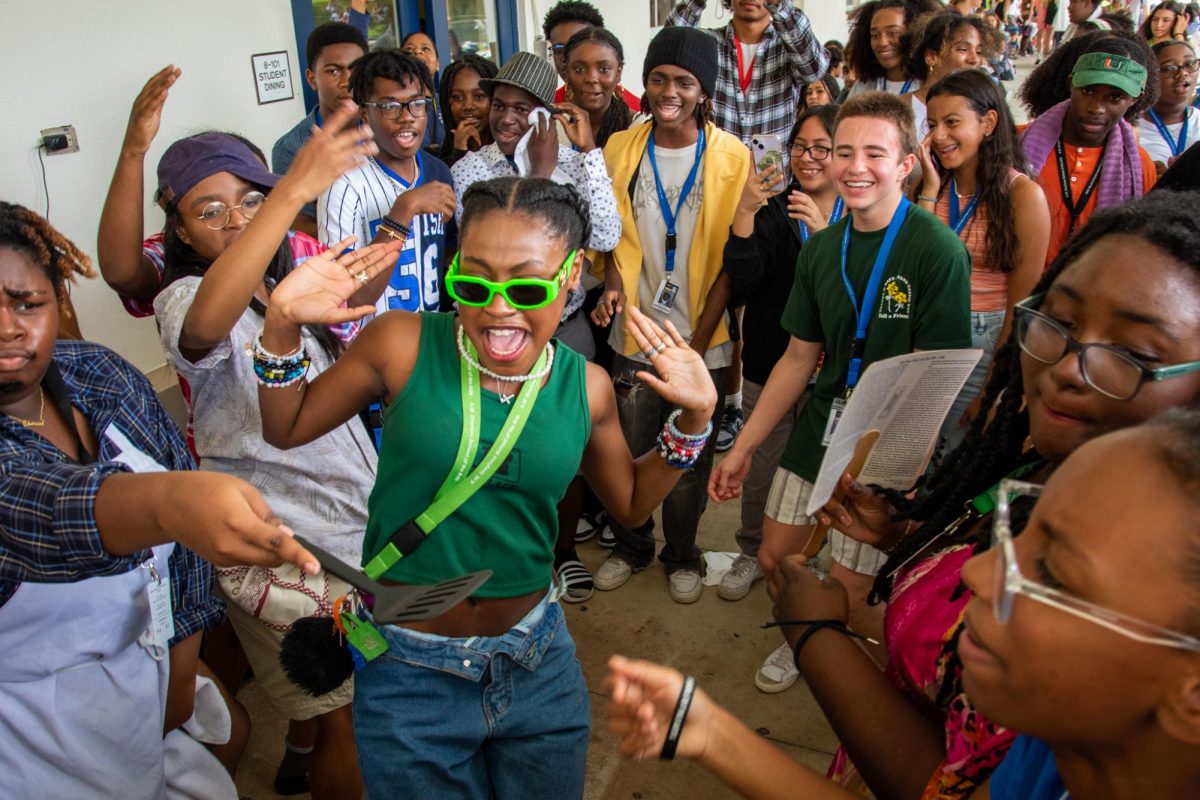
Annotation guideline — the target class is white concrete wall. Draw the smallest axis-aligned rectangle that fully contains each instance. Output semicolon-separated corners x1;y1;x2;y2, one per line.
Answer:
517;0;849;96
1;0;307;381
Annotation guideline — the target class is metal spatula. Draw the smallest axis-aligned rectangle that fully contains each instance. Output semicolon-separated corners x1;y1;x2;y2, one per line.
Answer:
294;535;492;624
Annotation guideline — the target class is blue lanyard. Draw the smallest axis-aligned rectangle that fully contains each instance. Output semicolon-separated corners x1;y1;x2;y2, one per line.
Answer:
800;196;845;243
1147;108;1189;158
882;76;915;94
947;177;981;235
647;127;706;272
840;196;910;390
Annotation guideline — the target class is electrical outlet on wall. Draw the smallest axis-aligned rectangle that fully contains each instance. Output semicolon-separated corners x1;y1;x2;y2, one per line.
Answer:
40;125;79;155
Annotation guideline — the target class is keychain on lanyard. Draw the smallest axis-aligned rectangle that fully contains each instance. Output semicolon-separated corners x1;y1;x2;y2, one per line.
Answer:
821;196;911;446
947;176;981;235
647;127;706;314
800;196;845;243
1146;108;1189;158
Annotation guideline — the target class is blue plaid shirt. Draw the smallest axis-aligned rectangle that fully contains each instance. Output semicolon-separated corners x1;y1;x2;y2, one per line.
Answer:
667;0;828;144
0;340;223;646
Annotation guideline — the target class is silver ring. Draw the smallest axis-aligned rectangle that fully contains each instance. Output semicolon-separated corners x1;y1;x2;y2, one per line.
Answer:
355;270;369;285
655;342;668;353
643;348;657;360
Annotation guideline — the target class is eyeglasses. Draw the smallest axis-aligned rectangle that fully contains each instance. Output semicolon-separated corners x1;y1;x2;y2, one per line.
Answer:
991;479;1200;652
195;191;266;230
1159;59;1200;76
362;98;430;119
1013;294;1200;400
550;42;567;59
445;250;576;310
791;144;832;160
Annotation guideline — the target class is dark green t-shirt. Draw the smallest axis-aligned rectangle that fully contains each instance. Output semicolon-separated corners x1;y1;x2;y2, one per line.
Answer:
779;202;971;481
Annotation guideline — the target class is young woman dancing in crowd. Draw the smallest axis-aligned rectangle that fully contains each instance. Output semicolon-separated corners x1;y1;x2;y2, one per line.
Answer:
900;10;995;137
254;175;716;797
789;191;1200;798
0;203;319;798
563;26;635;150
591;26;748;603
717;103;841;605
437;55;499;168
1140;39;1200;176
607;408;1200;800
1018;32;1159;265
845;0;943;97
153;108;382;800
916;70;1049;452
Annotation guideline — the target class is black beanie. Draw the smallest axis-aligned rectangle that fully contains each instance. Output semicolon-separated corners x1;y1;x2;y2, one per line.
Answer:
642;27;719;99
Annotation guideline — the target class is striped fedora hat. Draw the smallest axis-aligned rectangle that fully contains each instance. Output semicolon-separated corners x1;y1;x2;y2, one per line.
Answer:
479;51;558;107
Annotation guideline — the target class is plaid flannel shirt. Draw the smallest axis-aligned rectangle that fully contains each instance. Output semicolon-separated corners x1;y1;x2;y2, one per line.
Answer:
667;0;828;144
0;340;223;646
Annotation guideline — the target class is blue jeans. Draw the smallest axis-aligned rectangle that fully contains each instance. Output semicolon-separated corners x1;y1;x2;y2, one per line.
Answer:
941;309;1006;456
353;597;590;799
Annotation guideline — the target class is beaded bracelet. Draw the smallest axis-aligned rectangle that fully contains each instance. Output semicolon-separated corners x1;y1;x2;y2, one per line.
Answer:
380;216;412;238
249;332;310;388
656;409;714;469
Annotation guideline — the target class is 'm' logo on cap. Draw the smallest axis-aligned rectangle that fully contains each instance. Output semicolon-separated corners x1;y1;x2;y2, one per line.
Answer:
1104;58;1113;68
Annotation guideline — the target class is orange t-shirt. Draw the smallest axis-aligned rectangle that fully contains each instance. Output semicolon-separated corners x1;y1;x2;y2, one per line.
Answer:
1036;143;1157;267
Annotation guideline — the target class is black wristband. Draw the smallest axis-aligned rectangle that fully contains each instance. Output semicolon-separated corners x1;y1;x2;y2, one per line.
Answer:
381;216;412;238
659;675;696;761
790;620;873;672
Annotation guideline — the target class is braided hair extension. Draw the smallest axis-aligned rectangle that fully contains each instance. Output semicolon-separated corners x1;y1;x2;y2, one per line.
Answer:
1018;30;1160;121
437;55;499;164
870;190;1200;608
563;26;633;149
846;0;943;84
460;177;592;255
0;202;94;304
925;70;1028;274
903;10;1001;83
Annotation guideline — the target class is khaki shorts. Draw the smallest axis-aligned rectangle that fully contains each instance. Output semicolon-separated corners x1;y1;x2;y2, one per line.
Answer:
765;468;888;575
223;590;354;720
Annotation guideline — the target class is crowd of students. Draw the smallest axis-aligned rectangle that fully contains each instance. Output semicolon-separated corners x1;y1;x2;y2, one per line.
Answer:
2;0;1199;798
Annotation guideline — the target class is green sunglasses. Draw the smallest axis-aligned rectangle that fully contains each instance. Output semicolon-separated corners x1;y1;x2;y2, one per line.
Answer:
445;250;577;310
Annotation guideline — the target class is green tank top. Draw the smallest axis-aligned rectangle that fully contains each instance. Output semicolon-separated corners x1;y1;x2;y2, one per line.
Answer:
361;312;591;597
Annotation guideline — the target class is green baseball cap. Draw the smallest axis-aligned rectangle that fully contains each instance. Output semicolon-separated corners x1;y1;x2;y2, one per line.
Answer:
1071;51;1147;97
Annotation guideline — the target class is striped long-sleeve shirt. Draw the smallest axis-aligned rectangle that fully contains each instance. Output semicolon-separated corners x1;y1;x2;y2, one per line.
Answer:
666;0;828;144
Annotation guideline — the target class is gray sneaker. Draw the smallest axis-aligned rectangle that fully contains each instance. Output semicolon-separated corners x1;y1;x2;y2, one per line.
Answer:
755;642;800;693
668;569;703;604
594;556;635;591
717;554;763;601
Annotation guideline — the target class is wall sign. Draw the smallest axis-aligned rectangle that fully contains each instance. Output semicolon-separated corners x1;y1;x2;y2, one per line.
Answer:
251;51;295;105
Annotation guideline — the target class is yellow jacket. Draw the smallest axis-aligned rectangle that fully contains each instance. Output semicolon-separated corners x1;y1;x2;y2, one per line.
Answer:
600;120;751;356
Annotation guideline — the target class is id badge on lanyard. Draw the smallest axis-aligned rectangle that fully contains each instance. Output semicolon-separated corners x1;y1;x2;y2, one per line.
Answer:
647;129;705;316
822;389;851;446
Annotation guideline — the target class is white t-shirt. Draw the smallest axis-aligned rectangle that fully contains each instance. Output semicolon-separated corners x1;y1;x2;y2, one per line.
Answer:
1137;108;1200;165
910;94;929;138
609;142;733;370
849;76;921;96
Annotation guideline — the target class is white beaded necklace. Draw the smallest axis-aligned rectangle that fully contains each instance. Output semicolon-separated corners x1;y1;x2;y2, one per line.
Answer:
456;325;555;404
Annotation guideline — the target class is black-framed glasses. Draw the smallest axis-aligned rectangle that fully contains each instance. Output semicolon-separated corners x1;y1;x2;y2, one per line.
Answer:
1159;59;1200;76
195;191;266;230
362;98;430;119
1013;294;1200;400
791;144;832;160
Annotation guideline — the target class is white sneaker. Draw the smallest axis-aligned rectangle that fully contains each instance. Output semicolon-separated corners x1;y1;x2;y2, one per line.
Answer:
668;569;703;604
594;556;634;591
717;554;763;601
755;642;800;693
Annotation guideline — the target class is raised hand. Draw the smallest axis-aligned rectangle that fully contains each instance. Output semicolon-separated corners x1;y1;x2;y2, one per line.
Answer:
276;102;377;203
606;655;715;762
268;237;402;326
528;111;561;179
787;190;828;233
590;288;624;327
623;307;717;417
124;65;181;156
553;101;597;152
738;162;786;214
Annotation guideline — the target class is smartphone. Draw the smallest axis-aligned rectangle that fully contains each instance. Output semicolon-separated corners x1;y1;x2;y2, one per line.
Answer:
750;134;786;192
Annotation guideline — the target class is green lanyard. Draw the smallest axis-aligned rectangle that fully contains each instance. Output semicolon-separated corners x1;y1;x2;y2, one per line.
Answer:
363;336;547;580
969;457;1044;517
